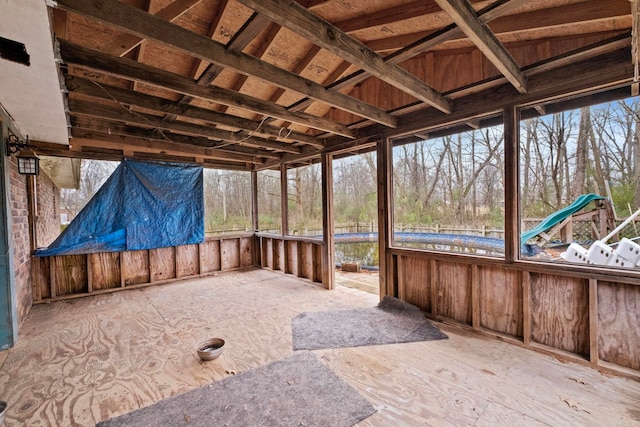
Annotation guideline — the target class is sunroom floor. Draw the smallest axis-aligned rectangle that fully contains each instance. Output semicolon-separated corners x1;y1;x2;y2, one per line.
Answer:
1;268;638;426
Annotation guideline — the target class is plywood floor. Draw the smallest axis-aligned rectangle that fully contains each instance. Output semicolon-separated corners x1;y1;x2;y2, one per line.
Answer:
1;268;639;426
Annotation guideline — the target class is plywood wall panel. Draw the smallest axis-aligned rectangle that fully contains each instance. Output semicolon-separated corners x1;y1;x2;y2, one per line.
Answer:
479;267;522;338
221;238;240;270
176;244;199;278
530;273;589;357
276;240;285;272
300;242;313;280
240;237;254;268
397;256;431;312
313;243;323;283
200;240;221;273
150;247;176;282
265;238;274;269
51;255;88;296
436;261;472;325
598;282;640;371
31;256;50;300
286;241;298;275
122;250;149;286
89;252;121;291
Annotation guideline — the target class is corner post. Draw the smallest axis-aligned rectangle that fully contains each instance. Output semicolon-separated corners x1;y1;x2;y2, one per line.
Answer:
321;152;334;289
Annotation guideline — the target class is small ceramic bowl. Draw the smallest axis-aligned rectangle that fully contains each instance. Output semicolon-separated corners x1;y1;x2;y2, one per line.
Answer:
197;338;225;361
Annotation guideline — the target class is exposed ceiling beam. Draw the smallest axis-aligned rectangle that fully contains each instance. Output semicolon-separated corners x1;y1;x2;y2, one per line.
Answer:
33;139;254;170
65;76;324;147
433;0;527;93
68;99;304;154
104;0;203;56
59;40;356;138
236;0;453;114
333;0;484;34
56;0;397;128
70;132;265;165
323;0;528;96
70;116;282;159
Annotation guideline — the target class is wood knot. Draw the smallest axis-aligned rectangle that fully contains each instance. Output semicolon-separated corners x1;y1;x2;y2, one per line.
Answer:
325;27;336;41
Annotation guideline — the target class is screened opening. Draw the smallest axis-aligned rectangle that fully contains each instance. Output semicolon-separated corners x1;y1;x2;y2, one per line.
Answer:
203;169;251;235
392;126;505;256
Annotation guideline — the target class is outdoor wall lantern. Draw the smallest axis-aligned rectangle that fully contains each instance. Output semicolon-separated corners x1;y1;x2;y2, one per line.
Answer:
5;133;39;175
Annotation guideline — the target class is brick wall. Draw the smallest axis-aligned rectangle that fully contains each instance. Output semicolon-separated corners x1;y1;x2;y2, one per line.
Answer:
36;172;61;248
9;156;32;325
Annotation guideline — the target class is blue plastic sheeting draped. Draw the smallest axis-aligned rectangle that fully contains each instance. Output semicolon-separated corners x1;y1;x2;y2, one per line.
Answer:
35;159;203;256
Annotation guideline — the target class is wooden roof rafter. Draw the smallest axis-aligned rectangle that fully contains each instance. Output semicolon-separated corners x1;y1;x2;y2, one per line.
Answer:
56;0;398;129
433;0;527;93
59;40;356;138
237;0;453;114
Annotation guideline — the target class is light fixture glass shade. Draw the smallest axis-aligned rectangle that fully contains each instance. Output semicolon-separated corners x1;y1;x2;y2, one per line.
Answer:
16;149;39;175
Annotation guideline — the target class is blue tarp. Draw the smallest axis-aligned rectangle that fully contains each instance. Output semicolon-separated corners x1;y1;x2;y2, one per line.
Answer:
35;159;203;256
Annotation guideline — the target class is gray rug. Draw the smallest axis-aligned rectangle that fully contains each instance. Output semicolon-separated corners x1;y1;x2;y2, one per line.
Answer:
96;352;375;427
292;296;448;351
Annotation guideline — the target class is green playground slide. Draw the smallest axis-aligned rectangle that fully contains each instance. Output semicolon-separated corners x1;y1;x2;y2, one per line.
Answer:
520;193;605;245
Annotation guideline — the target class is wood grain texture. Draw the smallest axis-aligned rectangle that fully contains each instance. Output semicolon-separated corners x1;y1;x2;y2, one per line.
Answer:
176;244;199;278
51;255;88;296
264;238;274;269
221;239;241;270
122;250;150;286
285;240;298;275
436;261;472;325
200;240;221;273
240;237;254;268
31;256;51;300
479;266;522;338
4;270;640;426
396;255;431;312
149;247;176;282
300;242;313;280
89;252;121;291
530;273;589;357
598;282;640;370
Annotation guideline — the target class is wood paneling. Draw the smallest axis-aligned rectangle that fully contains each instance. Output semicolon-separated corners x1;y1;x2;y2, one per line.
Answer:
51;255;88;296
598;282;640;370
265;238;274;269
150;247;176;282
122;250;150;286
221;239;240;270
300;242;313;280
530;273;589;357
286;240;298;275
31;256;51;300
200;240;221;273
397;256;431;312
240;237;254;268
479;266;522;338
89;252;121;291
176;244;199;278
436;261;472;325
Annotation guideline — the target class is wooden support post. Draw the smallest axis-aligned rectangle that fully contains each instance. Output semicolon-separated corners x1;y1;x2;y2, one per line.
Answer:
503;106;519;262
471;263;479;329
251;170;259;232
321;152;335;289
280;164;289;272
280;164;288;236
251;170;261;266
522;271;531;345
87;254;93;293
377;137;393;298
431;259;439;318
589;278;599;365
